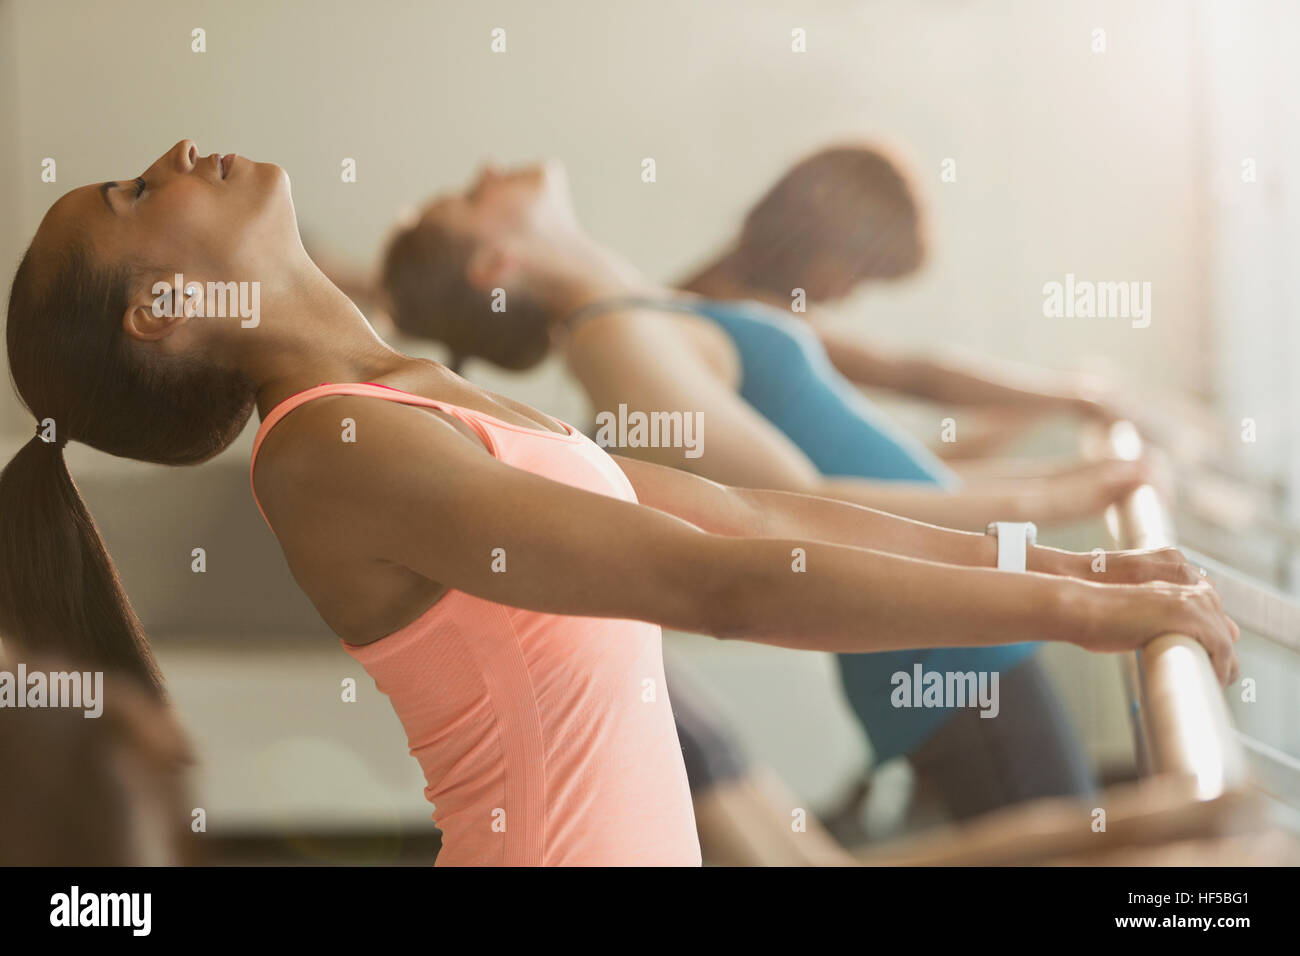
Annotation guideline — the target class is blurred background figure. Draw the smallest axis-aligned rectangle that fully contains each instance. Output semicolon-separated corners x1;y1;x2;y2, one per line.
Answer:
678;142;1212;468
0;645;198;866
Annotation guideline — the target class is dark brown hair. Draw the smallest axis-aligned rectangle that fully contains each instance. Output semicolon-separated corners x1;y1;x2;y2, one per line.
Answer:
380;218;553;373
1;239;257;694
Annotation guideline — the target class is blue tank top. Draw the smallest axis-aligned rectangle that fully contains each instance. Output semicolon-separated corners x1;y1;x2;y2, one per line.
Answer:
660;297;1039;761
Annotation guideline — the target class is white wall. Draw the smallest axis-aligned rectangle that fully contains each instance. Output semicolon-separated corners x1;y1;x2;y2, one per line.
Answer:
1198;0;1300;764
1200;0;1300;497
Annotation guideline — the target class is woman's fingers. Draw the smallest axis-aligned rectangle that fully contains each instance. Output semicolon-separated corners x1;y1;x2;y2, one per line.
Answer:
1186;584;1239;686
1125;580;1238;686
1101;458;1147;499
1078;450;1176;511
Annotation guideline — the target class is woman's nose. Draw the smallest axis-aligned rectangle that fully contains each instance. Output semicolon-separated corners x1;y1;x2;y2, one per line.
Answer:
144;140;198;184
170;139;198;172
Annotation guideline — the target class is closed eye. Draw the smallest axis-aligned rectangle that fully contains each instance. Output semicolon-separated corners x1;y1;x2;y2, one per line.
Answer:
134;177;147;199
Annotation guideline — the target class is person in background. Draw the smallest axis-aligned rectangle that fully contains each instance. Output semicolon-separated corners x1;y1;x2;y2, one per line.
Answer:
678;141;1211;467
0;645;197;866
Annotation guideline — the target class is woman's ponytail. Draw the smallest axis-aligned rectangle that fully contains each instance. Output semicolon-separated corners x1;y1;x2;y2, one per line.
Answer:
0;432;163;696
3;237;254;699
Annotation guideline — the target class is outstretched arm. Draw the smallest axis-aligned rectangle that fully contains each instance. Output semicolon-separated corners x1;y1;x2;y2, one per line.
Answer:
612;453;1205;585
257;396;1238;682
816;326;1111;419
566;308;1147;529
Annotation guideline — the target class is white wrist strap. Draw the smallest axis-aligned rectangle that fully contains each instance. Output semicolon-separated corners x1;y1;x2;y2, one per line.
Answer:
988;521;1037;572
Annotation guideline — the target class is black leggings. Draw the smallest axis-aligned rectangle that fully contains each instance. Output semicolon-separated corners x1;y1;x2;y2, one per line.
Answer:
668;655;1096;820
904;656;1098;820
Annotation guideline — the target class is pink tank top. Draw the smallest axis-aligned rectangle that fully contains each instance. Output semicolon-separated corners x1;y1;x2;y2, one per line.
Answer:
249;383;700;866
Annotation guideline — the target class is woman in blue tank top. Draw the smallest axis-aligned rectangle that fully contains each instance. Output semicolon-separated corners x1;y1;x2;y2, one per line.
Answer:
371;160;1166;822
676;143;1141;814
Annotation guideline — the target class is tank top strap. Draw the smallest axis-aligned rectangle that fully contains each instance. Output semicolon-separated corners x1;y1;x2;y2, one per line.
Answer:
248;382;498;529
560;294;707;334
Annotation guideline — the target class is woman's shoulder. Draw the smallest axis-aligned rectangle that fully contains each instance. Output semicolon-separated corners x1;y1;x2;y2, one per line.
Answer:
250;391;466;518
693;297;820;342
689;299;829;377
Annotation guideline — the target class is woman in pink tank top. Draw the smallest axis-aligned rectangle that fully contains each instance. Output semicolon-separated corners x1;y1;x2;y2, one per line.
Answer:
1;140;1237;866
249;382;702;865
